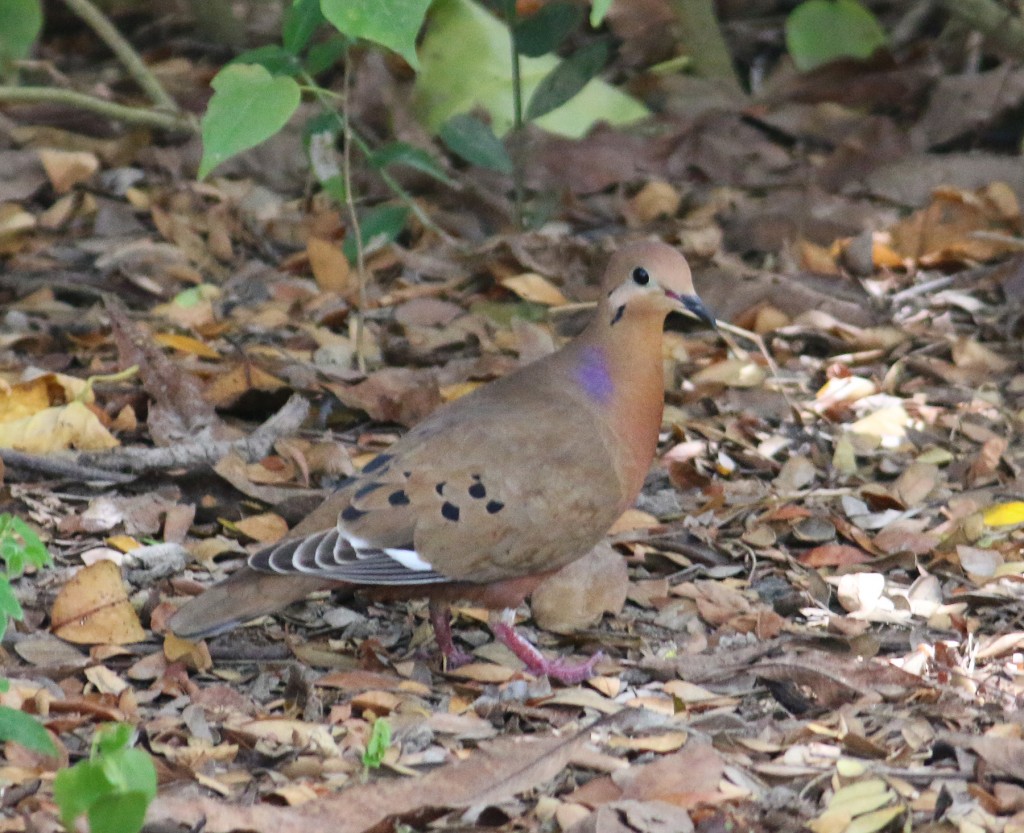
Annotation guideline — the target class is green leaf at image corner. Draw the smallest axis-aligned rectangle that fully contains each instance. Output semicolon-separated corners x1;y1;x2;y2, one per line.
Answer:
0;706;55;755
321;0;432;71
198;63;301;179
0;0;42;68
438;114;512;173
785;0;887;72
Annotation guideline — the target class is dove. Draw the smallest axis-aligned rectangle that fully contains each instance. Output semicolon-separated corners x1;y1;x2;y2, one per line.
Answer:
169;241;715;683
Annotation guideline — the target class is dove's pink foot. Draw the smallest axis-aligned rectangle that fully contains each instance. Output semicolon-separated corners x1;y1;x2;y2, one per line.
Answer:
429;601;474;669
491;610;602;685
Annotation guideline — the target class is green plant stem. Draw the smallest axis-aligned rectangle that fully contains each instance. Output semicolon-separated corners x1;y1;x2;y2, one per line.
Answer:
339;64;368;374
0;86;195;131
938;0;1024;59
298;75;453;242
62;0;180;112
503;0;526;228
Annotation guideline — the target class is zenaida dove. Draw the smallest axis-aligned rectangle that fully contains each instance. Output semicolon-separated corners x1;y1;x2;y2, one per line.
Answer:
169;241;715;683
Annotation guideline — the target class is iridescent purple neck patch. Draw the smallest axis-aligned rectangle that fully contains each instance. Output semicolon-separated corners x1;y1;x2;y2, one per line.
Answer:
576;345;613;404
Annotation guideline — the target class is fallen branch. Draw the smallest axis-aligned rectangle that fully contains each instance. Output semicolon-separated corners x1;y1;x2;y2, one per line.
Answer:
75;394;310;474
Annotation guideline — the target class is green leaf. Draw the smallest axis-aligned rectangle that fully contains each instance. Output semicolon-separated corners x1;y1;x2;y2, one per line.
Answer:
0;706;55;755
8;517;50;568
305;35;350;75
88;792;151;833
589;0;612;27
525;39;608;121
54;755;113;829
414;0;647;139
370;141;453;184
0;0;42;69
342;205;409;262
785;0;887;72
283;0;325;54
513;1;580;57
362;718;391;768
232;45;301;76
54;725;156;833
438;113;512;173
198;63;301;179
0;575;23;623
320;0;432;71
93;722;134;758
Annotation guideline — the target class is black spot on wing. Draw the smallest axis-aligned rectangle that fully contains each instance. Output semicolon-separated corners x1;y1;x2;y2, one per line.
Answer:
435;482;446;496
362;454;392;474
388;489;410;506
341;505;367;523
468;482;486;499
441;502;460;521
486;500;504;514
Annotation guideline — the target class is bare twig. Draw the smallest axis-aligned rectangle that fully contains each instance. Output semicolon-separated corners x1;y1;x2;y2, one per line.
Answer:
0;449;136;484
340;63;368;374
0;86;195;132
62;0;179;111
76;394;310;474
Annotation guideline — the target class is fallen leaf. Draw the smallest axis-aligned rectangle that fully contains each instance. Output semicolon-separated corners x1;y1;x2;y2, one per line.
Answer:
51;561;146;645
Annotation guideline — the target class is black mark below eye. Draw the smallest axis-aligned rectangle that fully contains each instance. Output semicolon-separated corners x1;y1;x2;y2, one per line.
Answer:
610;305;625;326
341;505;367;522
441;502;460;521
388;490;410;506
632;267;649;285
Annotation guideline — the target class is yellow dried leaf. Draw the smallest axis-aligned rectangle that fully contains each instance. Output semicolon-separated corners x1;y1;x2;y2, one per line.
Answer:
0;203;36;238
629;180;681;223
692;359;766;388
233;512;289;543
0;401;118;452
983;501;1024;527
38;149;99;194
500;273;568;306
204;363;287;409
51;561;146;645
154;332;222;359
848;405;910;446
164;633;213;671
307;236;353;294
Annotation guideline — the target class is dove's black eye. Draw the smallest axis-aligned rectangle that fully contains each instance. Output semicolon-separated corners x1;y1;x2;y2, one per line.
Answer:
632;267;650;285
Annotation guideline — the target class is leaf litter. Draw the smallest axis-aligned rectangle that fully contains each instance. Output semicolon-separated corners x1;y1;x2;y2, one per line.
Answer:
4;4;1024;833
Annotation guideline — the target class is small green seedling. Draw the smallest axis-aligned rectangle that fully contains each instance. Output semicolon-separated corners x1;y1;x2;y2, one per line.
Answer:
0;513;54;755
362;717;392;769
53;723;157;833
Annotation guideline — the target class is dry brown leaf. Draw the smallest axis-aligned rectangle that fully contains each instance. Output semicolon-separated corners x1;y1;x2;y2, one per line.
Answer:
233;512;289;544
532;543;628;634
51;560;146;645
307;237;353;294
204;364;288;409
150;716;623;833
38;148;99;193
500;273;569;306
